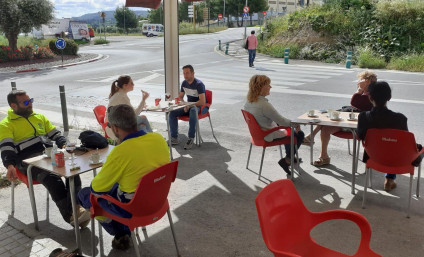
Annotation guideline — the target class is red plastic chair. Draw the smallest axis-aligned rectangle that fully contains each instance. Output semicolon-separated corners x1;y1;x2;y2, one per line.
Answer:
362;129;423;217
255;179;381;257
178;90;219;145
93;105;109;138
241;109;298;180
89;161;180;257
11;167;49;231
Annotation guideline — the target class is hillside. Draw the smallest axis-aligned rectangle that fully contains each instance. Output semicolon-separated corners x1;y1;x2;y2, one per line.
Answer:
68;10;149;25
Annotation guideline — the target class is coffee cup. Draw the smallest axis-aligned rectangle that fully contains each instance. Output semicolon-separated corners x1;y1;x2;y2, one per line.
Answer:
44;147;53;157
174;97;180;104
308;110;315;116
327;109;334;117
349;112;356;120
332;111;340;120
90;153;100;164
154;98;161;106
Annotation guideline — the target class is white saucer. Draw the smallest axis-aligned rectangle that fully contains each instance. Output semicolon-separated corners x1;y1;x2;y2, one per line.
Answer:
330;118;343;121
309;119;321;123
89;159;103;165
347;118;357;121
307;115;318;118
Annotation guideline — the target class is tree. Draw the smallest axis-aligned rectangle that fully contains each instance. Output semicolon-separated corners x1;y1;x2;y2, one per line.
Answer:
0;0;53;50
114;6;138;34
148;4;163;24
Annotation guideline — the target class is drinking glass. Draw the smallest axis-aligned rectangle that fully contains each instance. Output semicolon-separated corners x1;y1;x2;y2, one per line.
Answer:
65;139;77;166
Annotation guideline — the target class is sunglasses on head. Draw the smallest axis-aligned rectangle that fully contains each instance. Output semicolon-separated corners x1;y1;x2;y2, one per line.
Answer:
19;98;34;106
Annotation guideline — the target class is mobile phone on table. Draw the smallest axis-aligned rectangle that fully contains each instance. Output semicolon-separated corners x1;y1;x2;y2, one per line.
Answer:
320;110;327;113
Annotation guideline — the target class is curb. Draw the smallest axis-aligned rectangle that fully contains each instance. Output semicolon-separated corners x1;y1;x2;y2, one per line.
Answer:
14;53;104;73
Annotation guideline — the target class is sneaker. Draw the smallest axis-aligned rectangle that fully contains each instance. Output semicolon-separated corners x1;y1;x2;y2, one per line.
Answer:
112;234;131;250
70;206;91;229
170;137;179;145
184;138;194;150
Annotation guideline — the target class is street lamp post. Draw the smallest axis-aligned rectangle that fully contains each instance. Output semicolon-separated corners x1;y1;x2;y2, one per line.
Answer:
244;0;248;39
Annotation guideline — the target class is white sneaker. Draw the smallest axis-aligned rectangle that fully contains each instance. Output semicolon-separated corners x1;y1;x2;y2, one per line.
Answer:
70;206;91;228
184;138;194;150
170;137;179;145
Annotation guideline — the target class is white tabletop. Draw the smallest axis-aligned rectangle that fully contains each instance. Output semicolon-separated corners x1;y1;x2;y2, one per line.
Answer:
293;110;358;129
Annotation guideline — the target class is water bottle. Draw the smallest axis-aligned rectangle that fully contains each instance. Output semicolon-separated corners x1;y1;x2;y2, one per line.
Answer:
51;142;58;165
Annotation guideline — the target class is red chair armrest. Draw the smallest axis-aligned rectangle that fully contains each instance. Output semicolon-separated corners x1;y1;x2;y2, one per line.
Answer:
92;193;131;213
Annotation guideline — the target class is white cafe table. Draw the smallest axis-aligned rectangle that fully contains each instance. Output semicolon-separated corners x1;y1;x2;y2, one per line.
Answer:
23;145;114;254
144;101;197;160
290;111;360;194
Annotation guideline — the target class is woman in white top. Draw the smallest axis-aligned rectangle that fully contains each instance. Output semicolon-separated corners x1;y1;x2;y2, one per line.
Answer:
105;75;152;140
243;75;304;175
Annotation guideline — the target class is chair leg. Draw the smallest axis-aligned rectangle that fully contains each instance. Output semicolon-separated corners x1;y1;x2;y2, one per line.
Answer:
208;116;219;144
362;168;370;209
246;144;252;169
131;230;141;257
279;145;283;159
167;209;181;257
46;189;49;222
355;140;361;173
407;174;413;218
11;181;15;217
27;165;39;231
258;148;266;180
417;165;421;198
91;218;96;257
98;220;104;257
295;145;300;176
348;139;352;155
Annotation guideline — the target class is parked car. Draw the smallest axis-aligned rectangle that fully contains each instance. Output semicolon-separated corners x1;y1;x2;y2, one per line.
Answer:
142;24;164;37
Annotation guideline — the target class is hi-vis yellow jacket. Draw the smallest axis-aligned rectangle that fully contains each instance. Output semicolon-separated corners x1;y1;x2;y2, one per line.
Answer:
0;108;65;168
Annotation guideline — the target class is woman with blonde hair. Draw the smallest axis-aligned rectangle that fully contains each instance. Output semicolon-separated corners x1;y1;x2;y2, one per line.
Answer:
243;74;304;175
105;75;152;140
306;70;377;166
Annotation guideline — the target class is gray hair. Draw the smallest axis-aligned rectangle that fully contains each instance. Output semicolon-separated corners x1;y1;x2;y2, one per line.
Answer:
108;104;137;132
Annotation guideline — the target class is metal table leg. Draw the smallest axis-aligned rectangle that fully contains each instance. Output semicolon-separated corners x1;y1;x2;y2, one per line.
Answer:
166;112;174;160
70;177;82;254
290;123;294;180
351;130;357;195
27;165;39;231
310;124;314;165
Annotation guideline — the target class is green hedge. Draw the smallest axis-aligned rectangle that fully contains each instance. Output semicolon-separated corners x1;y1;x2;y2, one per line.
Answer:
48;38;79;55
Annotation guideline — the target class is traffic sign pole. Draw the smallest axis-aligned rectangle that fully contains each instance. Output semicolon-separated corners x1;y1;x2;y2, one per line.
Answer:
243;1;248;40
55;38;66;67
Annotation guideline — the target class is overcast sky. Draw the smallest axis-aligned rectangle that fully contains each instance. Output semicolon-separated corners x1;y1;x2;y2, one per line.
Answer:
50;0;146;18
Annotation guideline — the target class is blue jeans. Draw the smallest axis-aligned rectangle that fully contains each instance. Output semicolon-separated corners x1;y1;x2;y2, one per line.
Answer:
248;49;256;65
169;106;209;139
78;184;131;236
284;130;305;158
386;174;396;179
137;115;152;132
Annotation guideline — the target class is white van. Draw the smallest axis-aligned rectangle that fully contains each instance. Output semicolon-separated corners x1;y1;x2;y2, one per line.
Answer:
142;24;164;37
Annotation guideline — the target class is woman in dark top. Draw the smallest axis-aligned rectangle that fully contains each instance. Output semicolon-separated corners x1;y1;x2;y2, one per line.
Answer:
356;81;408;191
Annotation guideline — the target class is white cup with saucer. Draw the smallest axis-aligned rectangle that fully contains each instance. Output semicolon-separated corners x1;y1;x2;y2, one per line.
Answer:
332;111;340;120
308;110;315;117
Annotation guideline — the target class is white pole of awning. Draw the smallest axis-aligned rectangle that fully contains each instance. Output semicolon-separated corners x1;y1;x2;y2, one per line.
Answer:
163;0;180;97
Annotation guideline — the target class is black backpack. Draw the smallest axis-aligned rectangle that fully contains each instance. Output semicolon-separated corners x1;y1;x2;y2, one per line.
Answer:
79;130;108;149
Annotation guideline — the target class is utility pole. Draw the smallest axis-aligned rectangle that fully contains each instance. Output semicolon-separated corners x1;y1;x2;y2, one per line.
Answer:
124;7;126;34
223;0;226;26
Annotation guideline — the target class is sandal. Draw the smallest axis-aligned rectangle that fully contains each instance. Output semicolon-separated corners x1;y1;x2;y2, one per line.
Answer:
302;136;315;146
313;157;331;166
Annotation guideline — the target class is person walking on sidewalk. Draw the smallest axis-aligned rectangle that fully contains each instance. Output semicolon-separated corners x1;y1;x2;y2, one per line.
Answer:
169;64;208;150
0;90;90;228
246;30;258;67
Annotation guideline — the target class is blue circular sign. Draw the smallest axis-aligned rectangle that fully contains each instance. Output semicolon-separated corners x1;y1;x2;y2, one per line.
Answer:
55;38;66;50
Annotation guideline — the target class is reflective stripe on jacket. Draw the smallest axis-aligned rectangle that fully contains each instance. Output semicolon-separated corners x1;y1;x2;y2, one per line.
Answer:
0;108;63;167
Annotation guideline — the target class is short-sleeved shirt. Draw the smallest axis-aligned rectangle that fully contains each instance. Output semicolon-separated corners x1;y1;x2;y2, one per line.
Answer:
181;78;206;103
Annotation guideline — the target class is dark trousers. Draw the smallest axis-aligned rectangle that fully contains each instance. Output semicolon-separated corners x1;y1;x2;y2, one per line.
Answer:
17;162;80;223
248;49;256;66
284;130;305;158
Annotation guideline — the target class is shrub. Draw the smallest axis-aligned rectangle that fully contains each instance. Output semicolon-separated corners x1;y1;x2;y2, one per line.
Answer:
33;46;55;59
0;45;33;62
94;38;110;45
357;48;387;69
48;38;79;55
387;54;424;72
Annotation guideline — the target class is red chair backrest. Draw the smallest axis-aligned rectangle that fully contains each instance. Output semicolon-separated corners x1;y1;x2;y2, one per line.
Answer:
126;161;178;218
364;129;418;174
205;90;212;105
93;105;106;126
241;109;268;146
255;179;310;253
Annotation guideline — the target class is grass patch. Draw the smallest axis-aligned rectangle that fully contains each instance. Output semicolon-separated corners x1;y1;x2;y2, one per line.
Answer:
179;22;227;35
258;43;301;59
358;49;386;69
387;54;424;72
0;35;51;48
94;38;110;45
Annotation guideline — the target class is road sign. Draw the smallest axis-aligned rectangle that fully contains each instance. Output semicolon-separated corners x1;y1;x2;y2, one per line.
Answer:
218;14;223;19
55;38;66;50
263;11;267;17
188;5;193;10
243;6;249;13
203;8;209;20
242;13;249;19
